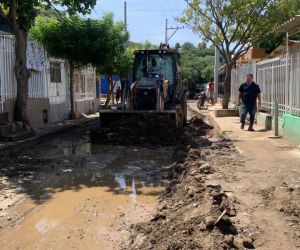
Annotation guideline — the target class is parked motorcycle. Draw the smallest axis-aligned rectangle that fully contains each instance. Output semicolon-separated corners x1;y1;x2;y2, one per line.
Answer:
197;90;208;110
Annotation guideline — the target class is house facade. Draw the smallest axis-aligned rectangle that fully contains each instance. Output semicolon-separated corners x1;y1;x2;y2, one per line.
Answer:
0;32;98;130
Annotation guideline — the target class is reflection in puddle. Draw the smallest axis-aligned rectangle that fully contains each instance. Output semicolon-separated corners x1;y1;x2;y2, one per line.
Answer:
115;174;127;193
0;133;175;249
19;141;173;200
35;218;58;234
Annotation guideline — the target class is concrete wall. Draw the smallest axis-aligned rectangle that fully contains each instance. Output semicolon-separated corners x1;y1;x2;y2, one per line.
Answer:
4;98;51;128
75;98;99;115
3;99;15;122
3;97;99;127
283;114;300;144
27;98;50;128
49;103;70;123
256;112;283;135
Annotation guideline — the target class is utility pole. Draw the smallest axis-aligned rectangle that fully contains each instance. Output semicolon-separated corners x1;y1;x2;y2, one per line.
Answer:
165;19;168;43
165;18;184;43
124;1;127;31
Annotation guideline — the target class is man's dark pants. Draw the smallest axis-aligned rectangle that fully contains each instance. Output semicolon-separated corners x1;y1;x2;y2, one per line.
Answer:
240;103;256;127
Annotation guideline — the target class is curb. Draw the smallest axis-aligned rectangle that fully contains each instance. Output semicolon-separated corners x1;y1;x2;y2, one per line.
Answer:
0;117;99;157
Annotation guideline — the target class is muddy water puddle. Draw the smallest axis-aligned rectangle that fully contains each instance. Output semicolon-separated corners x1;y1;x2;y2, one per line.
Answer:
0;132;174;249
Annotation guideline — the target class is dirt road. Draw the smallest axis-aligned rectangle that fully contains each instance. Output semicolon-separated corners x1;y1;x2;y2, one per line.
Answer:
1;104;299;249
189;101;300;250
0;125;174;249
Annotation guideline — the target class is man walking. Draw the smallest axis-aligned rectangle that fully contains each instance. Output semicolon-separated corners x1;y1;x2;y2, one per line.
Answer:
238;74;261;131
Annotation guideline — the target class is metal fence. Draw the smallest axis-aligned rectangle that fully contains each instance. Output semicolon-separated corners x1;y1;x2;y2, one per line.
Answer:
231;62;257;104
229;46;300;118
27;46;49;99
257;45;300;117
0;34;17;112
0;33;96;115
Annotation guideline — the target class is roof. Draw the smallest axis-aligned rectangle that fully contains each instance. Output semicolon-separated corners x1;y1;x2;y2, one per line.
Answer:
262;40;300;60
276;15;300;36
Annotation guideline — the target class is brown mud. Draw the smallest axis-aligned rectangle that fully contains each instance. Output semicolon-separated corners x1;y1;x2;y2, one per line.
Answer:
1;110;299;249
125;113;249;250
91;114;183;146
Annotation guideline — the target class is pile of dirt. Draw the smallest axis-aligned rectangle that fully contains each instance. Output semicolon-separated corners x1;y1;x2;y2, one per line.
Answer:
91;113;184;146
124;116;254;250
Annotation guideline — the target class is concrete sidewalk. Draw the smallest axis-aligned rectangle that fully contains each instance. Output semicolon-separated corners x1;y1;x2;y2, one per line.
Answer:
188;101;300;249
0;113;99;156
189;101;299;148
189;101;300;169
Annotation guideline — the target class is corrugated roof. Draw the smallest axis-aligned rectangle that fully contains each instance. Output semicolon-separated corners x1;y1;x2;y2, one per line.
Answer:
276;15;300;35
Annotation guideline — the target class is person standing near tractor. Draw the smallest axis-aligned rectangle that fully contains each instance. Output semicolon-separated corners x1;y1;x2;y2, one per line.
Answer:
116;86;121;104
207;79;215;105
238;74;262;131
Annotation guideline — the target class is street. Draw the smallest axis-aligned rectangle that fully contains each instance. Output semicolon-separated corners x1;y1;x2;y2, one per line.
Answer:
0;103;299;249
0;124;173;249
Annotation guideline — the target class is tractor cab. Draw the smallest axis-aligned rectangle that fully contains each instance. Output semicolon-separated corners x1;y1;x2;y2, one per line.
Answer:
132;48;184;111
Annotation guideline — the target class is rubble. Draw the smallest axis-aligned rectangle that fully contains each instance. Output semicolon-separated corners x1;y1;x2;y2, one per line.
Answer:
126;115;249;250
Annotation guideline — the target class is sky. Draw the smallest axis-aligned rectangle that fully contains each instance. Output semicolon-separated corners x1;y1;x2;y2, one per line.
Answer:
88;0;201;46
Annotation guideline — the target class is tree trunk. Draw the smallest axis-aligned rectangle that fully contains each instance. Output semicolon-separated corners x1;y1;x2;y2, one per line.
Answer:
120;75;127;110
104;75;112;108
13;27;30;126
222;64;232;109
69;61;75;119
111;80;115;105
96;76;100;99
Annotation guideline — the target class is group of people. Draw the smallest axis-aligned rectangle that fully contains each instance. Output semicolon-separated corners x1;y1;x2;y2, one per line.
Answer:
202;73;261;131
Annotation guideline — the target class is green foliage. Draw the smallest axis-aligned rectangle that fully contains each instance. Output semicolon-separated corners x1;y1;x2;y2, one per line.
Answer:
103;40;158;77
113;47;135;77
179;0;298;64
179;42;214;89
130;41;158;50
178;0;299;108
143;40;158;50
31;14;129;68
0;0;96;31
253;0;300;53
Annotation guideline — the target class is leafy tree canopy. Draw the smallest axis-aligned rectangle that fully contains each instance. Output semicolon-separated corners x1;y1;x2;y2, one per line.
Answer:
253;0;300;53
0;0;96;31
178;0;298;108
30;13;129;68
178;42;214;89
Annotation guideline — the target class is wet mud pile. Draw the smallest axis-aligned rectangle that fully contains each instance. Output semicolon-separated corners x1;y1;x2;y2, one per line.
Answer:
278;184;300;243
125;116;255;250
91;114;183;146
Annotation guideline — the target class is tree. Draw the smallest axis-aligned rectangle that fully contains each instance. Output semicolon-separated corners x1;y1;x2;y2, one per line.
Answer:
114;47;135;107
179;0;296;109
253;0;300;53
180;42;214;90
129;41;158;50
31;14;128;118
98;46;134;108
0;0;96;125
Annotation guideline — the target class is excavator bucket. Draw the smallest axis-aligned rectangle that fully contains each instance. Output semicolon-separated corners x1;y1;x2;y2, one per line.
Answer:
99;109;181;129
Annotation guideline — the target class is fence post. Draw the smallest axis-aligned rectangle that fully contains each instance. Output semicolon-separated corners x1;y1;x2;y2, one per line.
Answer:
274;98;279;136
